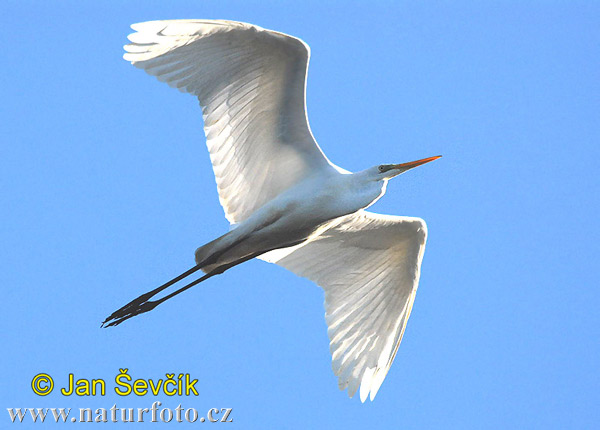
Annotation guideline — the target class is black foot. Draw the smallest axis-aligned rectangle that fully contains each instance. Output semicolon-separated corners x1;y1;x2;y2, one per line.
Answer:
101;296;160;328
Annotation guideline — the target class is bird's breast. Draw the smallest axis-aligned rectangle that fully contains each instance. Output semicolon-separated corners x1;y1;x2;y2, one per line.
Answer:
299;176;386;222
243;174;386;238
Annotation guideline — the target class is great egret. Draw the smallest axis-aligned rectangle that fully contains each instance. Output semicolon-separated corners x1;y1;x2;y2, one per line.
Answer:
103;20;441;402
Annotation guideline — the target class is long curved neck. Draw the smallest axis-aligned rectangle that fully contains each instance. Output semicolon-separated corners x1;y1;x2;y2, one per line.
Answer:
347;172;388;210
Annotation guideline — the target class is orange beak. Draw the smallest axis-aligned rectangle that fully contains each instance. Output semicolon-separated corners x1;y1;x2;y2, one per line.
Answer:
391;155;442;176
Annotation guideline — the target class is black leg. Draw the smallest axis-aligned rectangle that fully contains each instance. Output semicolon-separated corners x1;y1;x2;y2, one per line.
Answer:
101;239;307;328
101;263;203;327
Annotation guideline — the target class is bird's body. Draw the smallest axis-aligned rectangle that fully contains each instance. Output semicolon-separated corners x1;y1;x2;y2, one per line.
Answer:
196;167;387;273
103;19;441;402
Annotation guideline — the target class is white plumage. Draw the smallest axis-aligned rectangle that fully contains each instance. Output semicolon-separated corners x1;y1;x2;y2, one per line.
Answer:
105;19;440;402
125;20;337;224
272;212;427;401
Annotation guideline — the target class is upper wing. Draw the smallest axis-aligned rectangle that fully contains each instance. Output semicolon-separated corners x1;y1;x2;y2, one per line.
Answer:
124;20;339;223
265;211;428;402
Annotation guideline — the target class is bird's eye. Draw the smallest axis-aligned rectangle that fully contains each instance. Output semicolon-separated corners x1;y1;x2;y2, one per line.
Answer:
378;165;385;172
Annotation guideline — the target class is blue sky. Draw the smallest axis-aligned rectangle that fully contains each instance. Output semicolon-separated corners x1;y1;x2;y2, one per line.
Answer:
2;1;599;428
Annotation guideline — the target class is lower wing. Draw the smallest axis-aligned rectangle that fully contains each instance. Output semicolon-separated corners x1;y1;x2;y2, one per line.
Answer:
261;211;428;401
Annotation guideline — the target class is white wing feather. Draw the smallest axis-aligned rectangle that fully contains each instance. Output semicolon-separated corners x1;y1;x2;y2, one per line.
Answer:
124;20;339;223
268;211;428;402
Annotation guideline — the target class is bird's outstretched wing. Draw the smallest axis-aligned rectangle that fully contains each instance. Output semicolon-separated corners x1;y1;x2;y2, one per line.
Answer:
264;211;428;402
124;20;338;223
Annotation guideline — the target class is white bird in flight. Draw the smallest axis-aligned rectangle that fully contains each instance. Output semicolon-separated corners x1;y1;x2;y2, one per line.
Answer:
103;20;441;402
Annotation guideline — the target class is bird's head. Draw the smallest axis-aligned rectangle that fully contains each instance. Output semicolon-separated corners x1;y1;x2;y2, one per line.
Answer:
373;155;442;181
